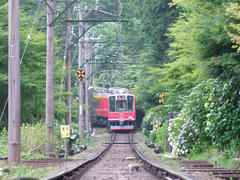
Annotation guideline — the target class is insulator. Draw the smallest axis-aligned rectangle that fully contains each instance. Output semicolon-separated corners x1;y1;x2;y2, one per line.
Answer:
56;5;61;12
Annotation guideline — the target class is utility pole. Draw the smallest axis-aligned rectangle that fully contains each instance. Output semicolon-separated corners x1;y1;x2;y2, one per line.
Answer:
64;0;72;158
89;44;94;130
65;0;72;126
8;0;21;165
78;6;84;139
46;0;54;156
85;32;90;134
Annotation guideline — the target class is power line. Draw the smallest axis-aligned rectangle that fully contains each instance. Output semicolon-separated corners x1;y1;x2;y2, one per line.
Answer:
20;1;42;65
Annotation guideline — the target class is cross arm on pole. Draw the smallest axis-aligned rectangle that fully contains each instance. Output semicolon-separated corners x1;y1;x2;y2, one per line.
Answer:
48;0;78;26
66;19;128;23
78;41;145;44
79;43;111;69
42;0;54;13
77;25;94;39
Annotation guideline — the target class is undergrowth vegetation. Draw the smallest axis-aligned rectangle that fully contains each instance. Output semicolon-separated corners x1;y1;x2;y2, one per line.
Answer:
0;164;49;179
142;106;170;152
0;121;88;159
21;121;48;155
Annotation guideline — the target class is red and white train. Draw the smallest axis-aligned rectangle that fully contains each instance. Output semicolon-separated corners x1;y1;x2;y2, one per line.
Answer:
94;88;136;131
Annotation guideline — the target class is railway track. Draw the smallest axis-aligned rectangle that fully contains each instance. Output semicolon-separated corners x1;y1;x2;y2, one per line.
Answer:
180;160;240;180
42;132;192;180
3;131;239;180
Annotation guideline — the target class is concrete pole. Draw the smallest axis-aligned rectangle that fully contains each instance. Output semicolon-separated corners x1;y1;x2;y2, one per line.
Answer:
78;6;84;139
46;0;54;155
65;0;72;126
64;0;72;158
8;0;21;165
89;44;94;131
85;32;90;134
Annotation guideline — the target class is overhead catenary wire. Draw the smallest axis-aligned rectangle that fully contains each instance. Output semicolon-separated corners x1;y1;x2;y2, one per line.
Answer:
0;1;42;122
20;2;42;65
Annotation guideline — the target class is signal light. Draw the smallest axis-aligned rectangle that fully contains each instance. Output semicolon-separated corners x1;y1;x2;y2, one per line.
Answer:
159;93;164;105
77;69;85;79
73;98;77;103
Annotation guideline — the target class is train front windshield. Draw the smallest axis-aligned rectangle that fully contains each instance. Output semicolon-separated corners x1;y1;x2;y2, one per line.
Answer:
116;100;127;112
109;95;134;112
127;96;134;112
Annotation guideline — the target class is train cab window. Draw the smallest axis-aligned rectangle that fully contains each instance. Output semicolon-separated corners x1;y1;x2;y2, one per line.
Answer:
127;96;134;112
109;96;115;112
116;100;127;112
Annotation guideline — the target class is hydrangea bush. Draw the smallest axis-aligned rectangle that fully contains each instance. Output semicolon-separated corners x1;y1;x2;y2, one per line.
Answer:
169;78;240;156
142;111;159;137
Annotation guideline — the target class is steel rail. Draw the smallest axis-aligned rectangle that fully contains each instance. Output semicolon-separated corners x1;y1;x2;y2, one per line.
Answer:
129;133;195;180
41;133;115;180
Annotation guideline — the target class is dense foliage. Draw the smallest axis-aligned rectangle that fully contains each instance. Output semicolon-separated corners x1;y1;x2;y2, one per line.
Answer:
0;1;68;129
169;79;240;156
140;0;240;156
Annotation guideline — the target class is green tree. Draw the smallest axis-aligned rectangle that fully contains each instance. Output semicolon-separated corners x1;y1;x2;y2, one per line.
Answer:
0;3;65;128
226;2;240;52
140;0;179;65
169;0;240;80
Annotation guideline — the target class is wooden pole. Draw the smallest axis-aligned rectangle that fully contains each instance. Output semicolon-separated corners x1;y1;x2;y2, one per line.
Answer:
46;0;54;155
78;6;84;139
8;0;21;165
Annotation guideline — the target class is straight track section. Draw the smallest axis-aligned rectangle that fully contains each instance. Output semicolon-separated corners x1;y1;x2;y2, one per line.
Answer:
43;133;194;180
79;133;158;180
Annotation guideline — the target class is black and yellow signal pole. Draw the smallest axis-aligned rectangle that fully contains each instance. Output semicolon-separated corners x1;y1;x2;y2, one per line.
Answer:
158;93;164;129
78;6;84;140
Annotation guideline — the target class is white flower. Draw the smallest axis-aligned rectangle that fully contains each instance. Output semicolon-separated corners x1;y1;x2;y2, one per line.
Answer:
206;113;211;118
204;103;209;108
206;121;212;127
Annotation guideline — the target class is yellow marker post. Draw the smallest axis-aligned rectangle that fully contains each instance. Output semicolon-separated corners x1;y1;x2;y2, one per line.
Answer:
60;125;71;138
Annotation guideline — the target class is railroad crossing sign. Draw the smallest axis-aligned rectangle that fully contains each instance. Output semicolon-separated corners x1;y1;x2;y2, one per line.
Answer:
60;125;71;138
77;69;85;79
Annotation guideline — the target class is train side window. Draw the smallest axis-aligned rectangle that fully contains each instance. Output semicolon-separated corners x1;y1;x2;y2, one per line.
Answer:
109;96;115;112
127;96;134;112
